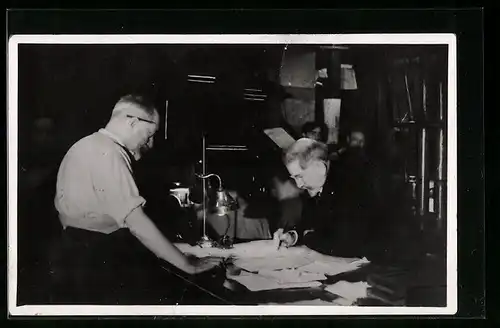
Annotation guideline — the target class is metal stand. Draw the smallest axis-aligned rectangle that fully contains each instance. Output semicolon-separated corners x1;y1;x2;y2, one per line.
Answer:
197;134;215;248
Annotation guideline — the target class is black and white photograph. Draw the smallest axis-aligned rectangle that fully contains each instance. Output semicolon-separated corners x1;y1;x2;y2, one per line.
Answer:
8;34;457;316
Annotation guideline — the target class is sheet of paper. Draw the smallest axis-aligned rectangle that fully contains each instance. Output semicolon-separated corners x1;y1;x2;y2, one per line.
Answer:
332;297;354;306
297;259;367;277
264;298;335;305
258;269;327;284
299;247;369;265
176;242;369;276
233;255;314;273
176;239;299;259
325;281;370;301
174;243;235;258
263;128;296;149
228;272;322;292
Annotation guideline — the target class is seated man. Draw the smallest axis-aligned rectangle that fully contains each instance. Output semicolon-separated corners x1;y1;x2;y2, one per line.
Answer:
53;95;222;304
301;121;328;143
273;138;378;258
329;127;367;161
301;120;344;161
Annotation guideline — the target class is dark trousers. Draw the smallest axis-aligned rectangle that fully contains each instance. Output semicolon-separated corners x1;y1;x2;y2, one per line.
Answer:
50;227;185;305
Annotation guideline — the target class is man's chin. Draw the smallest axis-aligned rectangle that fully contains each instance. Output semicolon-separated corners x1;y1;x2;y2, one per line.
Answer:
307;189;320;197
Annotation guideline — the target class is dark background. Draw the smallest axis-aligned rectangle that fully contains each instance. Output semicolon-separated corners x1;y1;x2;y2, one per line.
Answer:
7;8;484;319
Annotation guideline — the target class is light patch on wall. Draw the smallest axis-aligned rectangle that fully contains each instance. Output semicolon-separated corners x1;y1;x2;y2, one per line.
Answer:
282;98;315;133
164;100;169;139
279;48;316;89
341;64;358;90
324;98;342;144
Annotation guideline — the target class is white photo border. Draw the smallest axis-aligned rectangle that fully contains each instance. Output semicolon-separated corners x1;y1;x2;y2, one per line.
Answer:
7;34;457;316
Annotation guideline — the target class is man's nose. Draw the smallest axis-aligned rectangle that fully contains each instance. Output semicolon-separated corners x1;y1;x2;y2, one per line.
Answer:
294;179;304;189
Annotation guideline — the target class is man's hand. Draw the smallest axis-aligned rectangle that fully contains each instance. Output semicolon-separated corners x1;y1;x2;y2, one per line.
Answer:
273;228;298;249
184;256;224;275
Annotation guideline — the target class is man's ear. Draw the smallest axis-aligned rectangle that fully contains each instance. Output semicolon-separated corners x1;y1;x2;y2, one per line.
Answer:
311;160;327;173
127;116;139;128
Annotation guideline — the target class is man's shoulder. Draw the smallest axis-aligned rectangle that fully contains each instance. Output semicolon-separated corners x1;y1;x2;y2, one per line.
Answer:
66;132;115;157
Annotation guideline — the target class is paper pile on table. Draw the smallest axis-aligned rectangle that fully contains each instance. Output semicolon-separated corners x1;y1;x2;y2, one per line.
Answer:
258;269;327;284
176;240;371;294
263;298;335;305
228;270;322;292
298;257;370;276
324;280;371;305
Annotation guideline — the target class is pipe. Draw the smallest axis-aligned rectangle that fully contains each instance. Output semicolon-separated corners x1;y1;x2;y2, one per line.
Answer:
418;127;428;218
422;79;427;120
196;173;223;189
436;82;446;229
202;135;207;237
404;73;414;121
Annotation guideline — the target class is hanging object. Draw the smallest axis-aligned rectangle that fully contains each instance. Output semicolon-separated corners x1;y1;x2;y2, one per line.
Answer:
323;98;342;144
340;64;358;90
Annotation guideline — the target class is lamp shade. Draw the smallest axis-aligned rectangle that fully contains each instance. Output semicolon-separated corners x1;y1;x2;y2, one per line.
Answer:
209;188;239;216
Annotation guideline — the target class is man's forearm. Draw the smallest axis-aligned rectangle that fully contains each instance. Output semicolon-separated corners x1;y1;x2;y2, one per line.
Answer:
126;207;192;273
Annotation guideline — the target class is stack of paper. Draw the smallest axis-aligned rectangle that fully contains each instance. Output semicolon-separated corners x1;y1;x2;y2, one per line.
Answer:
233;256;314;273
258;269;327;284
175;239;281;259
228;271;322;292
324;280;370;305
297;257;369;276
331;297;354;306
264;298;334;305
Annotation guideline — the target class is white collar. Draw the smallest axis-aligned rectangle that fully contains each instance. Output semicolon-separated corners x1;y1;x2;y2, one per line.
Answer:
98;128;127;149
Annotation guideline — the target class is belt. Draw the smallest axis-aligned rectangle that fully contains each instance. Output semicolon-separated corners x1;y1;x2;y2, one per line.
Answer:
59;213;120;234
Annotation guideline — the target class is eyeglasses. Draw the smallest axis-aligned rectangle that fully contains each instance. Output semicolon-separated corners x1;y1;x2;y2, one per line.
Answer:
126;115;156;125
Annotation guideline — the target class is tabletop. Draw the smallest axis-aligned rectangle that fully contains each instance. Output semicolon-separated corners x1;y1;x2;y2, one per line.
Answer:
167;240;424;306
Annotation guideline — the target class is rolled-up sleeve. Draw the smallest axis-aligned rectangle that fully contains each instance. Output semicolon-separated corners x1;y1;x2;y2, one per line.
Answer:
93;148;146;228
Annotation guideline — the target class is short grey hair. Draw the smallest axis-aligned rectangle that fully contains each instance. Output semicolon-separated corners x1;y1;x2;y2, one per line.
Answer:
283;138;329;169
111;94;157;119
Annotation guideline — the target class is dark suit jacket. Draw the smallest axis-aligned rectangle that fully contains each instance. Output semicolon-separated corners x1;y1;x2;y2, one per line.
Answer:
290;150;379;258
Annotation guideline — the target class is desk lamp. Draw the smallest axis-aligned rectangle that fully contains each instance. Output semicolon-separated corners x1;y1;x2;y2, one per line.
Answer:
196;135;238;248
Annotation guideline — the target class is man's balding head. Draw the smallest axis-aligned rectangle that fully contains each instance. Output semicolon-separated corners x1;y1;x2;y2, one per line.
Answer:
105;94;160;160
110;95;159;122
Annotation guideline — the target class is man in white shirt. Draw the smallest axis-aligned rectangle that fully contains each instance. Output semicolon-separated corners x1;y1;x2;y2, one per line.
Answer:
54;95;222;304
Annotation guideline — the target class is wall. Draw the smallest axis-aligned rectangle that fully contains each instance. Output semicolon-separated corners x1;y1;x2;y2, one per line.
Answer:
18;45;176;157
279;46;316;134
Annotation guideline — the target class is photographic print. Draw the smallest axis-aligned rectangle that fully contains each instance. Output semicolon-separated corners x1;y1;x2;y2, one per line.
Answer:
8;34;457;316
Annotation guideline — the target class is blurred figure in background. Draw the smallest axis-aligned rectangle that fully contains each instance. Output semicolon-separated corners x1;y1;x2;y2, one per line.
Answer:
301;121;328;143
18;116;65;304
329;127;366;161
